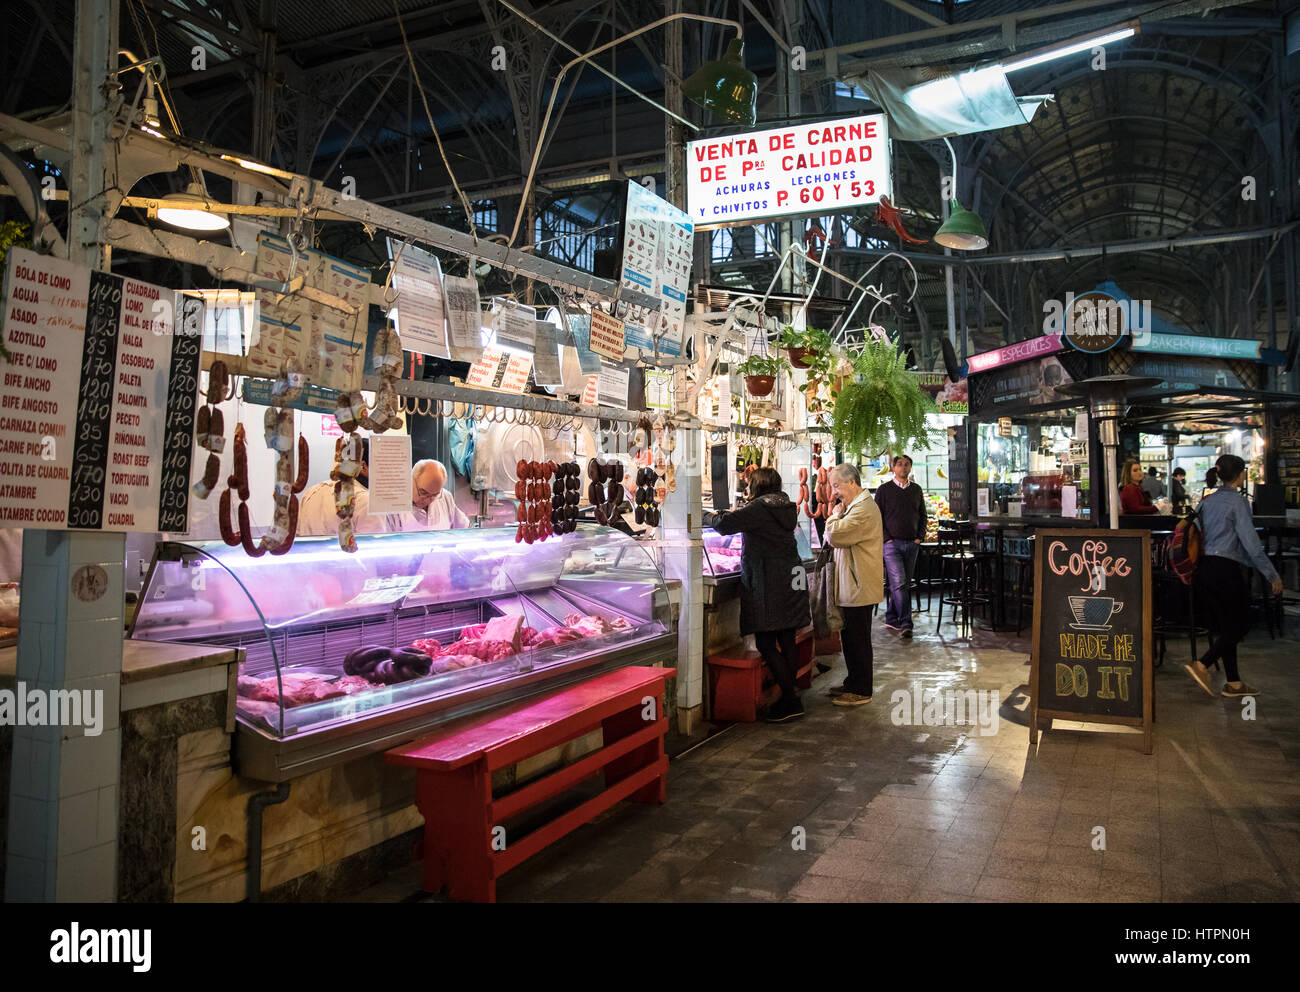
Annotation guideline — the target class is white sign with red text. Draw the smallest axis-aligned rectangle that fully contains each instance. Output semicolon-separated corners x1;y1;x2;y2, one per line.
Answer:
686;113;891;229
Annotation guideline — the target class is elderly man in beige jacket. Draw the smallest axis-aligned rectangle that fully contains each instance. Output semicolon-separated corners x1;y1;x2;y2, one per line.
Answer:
824;463;884;706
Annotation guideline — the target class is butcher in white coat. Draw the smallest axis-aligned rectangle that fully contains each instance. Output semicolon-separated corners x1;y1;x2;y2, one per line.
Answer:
399;459;471;531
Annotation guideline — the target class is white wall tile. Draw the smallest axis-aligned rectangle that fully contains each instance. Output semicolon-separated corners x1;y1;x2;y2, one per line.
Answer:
7;794;54;860
3;853;53;902
96;785;118;846
57;728;120;799
55;842;116;902
56;789;101;856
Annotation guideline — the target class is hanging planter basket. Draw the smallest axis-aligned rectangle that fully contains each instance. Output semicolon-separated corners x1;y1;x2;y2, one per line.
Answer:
745;374;777;396
786;347;814;369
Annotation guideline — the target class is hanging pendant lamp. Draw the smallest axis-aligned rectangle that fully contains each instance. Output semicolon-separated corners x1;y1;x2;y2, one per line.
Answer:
156;182;230;232
682;38;758;126
934;200;988;250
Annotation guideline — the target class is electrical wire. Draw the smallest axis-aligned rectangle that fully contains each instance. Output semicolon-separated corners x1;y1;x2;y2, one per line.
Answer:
392;0;478;242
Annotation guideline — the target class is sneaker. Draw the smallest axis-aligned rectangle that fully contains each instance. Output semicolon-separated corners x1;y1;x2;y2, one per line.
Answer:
902;627;914;640
1221;682;1260;698
832;692;872;707
1183;661;1214;697
765;696;805;724
883;622;903;632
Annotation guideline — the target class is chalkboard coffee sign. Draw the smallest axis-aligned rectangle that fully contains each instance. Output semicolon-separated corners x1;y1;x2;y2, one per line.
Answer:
1030;529;1153;753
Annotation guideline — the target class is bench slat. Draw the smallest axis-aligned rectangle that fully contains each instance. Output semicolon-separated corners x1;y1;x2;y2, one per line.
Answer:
386;666;675;770
490;717;665;822
493;758;668;876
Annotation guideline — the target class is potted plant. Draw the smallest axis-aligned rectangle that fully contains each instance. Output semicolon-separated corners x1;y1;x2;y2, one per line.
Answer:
778;325;834;369
828;338;938;456
736;353;786;397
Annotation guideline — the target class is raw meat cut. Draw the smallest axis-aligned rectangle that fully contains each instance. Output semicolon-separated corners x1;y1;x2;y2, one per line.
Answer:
526;624;585;649
237;672;374;707
563;613;633;637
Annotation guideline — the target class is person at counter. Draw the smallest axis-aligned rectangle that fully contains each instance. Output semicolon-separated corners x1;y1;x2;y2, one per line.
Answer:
874;454;926;638
0;528;20;628
403;459;471;531
1120;459;1159;514
1171;467;1189;514
708;467;812;724
1140;466;1166;501
298;439;395;536
1185;454;1279;699
825;463;884;707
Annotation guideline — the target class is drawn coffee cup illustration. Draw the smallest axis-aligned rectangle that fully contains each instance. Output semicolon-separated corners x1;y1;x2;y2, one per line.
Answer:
1068;594;1123;630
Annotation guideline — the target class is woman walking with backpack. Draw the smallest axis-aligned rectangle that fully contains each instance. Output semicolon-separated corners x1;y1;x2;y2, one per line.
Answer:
1185;454;1280;698
708;467;812;723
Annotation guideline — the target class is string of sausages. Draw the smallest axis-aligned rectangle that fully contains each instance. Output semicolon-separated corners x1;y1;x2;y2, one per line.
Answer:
192;360;233;502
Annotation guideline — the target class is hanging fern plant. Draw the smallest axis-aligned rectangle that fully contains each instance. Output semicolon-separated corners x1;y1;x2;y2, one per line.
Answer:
829;337;939;457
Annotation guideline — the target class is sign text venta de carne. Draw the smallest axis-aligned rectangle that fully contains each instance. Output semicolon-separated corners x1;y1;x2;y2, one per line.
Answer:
1;248;200;533
1030;529;1153;753
686;113;892;229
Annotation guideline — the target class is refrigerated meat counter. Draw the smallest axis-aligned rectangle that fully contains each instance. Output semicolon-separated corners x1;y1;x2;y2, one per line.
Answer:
129;524;677;782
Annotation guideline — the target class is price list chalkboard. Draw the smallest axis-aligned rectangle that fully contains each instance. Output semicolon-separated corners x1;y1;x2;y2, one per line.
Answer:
157;297;202;533
1030;529;1153;753
0;247;200;533
948;425;969;517
66;270;122;529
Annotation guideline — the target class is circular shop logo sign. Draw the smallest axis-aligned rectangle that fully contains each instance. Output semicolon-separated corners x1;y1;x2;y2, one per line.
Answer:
1065;291;1126;353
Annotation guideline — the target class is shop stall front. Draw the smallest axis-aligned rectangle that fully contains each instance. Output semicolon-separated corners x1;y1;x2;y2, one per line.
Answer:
966;334;1102;529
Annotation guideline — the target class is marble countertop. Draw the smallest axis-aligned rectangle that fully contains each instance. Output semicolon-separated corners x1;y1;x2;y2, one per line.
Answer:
0;638;242;684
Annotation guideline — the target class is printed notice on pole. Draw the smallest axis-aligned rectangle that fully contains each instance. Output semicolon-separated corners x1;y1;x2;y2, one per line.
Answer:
465;346;531;394
619;180;692;357
367;433;412;516
588;309;626;361
387;238;449;359
645;370;672;410
0;247;200;532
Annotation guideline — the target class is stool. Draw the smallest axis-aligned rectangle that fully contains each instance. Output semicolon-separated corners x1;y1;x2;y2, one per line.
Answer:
935;552;991;638
1153;572;1208;667
708;628;816;722
914;542;944;614
1008;554;1033;636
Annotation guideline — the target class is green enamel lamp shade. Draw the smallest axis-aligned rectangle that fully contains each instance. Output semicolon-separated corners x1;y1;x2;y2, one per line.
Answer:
682;38;758;126
934;199;988;250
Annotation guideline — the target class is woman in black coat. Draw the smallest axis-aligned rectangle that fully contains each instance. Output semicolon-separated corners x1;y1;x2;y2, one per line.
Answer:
710;467;812;722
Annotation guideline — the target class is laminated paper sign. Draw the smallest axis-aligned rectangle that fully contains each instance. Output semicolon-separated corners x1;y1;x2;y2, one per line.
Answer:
565;311;602;374
589;309;626;361
0;248;200;533
466;347;532;394
387;238;449;359
645;370;672;410
532;319;564;387
491;299;538;354
596;366;631;409
443;275;484;361
367;433;413;516
619;180;693;357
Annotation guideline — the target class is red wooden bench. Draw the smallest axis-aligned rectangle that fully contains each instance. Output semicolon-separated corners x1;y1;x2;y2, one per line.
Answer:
386;665;674;903
707;627;814;722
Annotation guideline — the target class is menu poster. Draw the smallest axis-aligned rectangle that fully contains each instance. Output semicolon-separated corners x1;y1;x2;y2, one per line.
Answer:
0;248;201;533
619;181;693;358
976;487;989;517
490;298;538;354
387;238;449;359
367;433;413;516
465;346;531;394
443;275;484;361
596;366;631;410
1029;529;1152;753
1061;485;1078;519
589;309;626;362
532;320;563;387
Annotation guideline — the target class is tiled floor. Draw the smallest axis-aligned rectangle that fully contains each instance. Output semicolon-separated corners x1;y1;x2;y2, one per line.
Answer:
353;618;1300;903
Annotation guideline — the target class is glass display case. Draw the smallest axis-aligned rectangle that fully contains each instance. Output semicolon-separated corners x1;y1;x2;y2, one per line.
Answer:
975;415;1090;519
130;525;676;781
701;525;813;605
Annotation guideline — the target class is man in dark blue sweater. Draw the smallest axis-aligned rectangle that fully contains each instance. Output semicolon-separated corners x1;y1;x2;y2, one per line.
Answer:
874;455;927;638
